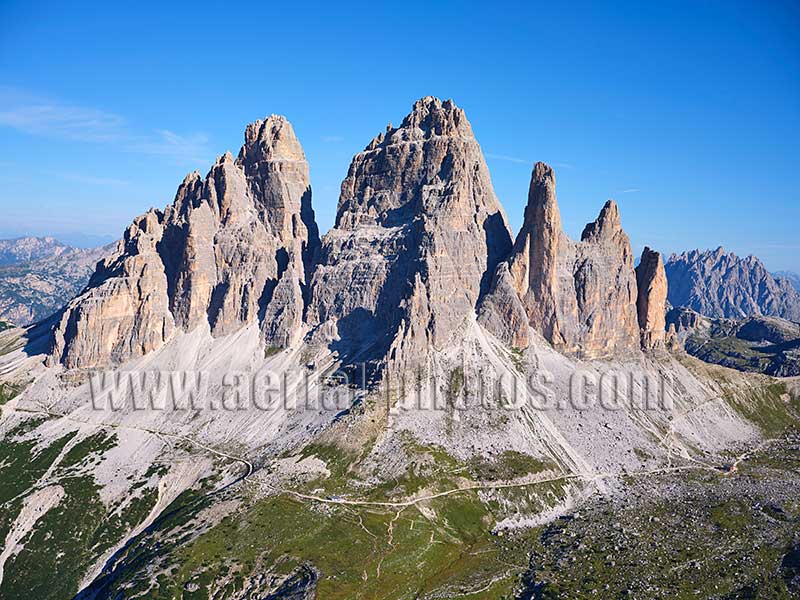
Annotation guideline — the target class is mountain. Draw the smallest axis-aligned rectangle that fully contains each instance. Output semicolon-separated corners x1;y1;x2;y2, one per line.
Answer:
0;99;798;599
774;270;800;292
479;163;667;356
307;96;512;373
0;243;114;326
667;307;800;376
0;236;72;266
48;115;319;369
664;247;800;320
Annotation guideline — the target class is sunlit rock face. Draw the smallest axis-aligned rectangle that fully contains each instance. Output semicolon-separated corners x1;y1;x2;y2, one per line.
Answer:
50;116;319;368
307;97;513;370
636;247;668;350
665;247;800;321
480;162;641;359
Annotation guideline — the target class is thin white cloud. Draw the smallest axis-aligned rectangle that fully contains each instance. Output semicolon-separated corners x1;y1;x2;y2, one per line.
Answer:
485;153;531;165
321;135;345;143
620;188;640;194
0;88;211;165
485;154;575;170
130;129;211;164
59;173;130;187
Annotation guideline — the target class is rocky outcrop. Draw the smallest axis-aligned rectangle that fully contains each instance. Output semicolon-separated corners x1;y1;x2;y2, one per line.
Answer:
480;163;640;359
49;210;177;368
635;247;667;350
665;248;800;320
49;116;319;368
666;306;705;336
307;97;513;370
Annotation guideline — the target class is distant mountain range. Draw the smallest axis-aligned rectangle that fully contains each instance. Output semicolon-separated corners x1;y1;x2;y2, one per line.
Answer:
774;270;800;292
664;248;800;321
0;236;114;326
0;236;72;266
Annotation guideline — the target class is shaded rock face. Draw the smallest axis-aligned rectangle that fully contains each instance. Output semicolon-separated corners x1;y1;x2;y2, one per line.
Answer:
50;116;319;368
666;306;705;336
737;316;800;344
635;247;668;350
307;97;513;370
665;248;800;321
480;163;640;359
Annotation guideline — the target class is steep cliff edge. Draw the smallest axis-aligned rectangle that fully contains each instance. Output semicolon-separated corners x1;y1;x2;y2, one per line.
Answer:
636;246;668;350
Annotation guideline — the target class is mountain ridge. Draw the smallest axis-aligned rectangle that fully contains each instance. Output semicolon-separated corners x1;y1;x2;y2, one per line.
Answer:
0;97;797;599
0;239;115;326
0;236;72;266
665;247;800;321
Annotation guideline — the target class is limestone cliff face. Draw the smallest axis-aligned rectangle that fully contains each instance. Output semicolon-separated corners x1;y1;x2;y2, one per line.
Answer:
480;163;640;359
50;210;177;368
635;247;668;350
307;97;513;369
47;102;669;371
49;116;319;368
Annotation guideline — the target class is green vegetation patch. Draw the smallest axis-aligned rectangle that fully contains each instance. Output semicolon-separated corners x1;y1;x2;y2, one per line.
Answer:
111;490;523;600
447;366;465;402
467;450;555;482
726;381;800;437
0;427;163;600
0;381;24;405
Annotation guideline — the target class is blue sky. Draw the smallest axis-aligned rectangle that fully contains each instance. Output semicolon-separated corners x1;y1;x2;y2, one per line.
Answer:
0;1;798;270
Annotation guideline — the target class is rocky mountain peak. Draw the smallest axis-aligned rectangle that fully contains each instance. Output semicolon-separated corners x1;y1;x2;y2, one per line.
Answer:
238;115;305;165
531;160;556;185
362;97;472;153
635;247;668;350
48;115;319;369
581;200;622;242
480;163;640;358
309;97;512;372
0;236;73;266
401;96;472;138
665;248;800;320
336;97;506;228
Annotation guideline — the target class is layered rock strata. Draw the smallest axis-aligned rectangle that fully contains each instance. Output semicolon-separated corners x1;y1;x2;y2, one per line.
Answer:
635;247;668;350
480;163;640;359
49;116;319;368
307;97;513;369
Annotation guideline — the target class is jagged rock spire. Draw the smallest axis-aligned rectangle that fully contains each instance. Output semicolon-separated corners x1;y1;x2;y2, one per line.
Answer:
581;200;622;241
481;162;640;359
49;115;319;368
635;247;668;350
